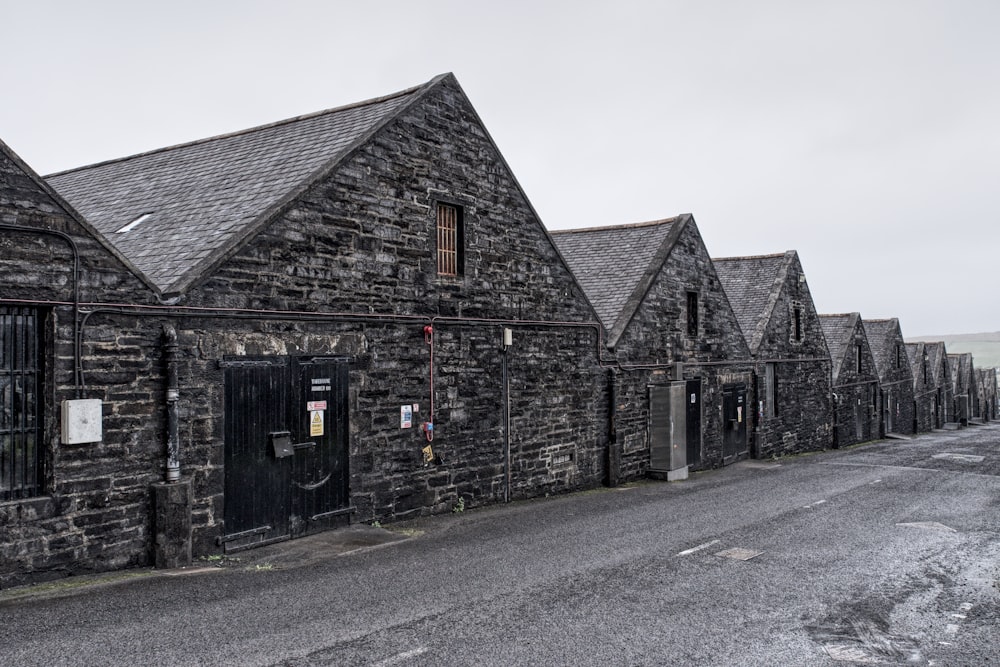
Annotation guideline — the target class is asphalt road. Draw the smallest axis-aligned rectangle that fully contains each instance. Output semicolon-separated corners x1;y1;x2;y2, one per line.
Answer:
2;424;998;666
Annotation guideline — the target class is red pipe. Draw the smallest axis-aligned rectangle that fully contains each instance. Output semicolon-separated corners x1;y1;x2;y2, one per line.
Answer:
423;325;435;442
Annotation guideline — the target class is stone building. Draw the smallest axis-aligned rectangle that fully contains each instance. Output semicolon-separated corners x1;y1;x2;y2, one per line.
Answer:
974;367;997;421
948;353;976;425
905;341;952;432
978;368;998;421
5;74;610;583
863;318;915;436
551;216;754;479
1;138;162;586
925;342;954;427
713;251;833;457
819;314;879;447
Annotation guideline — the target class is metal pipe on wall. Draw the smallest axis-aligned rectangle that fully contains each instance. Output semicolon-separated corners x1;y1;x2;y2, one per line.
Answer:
162;325;180;483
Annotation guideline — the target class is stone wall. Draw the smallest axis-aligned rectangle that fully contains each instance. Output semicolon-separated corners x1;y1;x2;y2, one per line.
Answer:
169;77;608;549
751;257;833;457
608;219;754;475
1;146;163;587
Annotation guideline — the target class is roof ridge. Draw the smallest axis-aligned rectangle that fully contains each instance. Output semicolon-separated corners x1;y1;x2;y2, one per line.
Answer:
163;74;448;295
549;216;683;235
712;251;789;262
607;214;691;347
0;137;159;294
46;76;442;179
749;251;795;352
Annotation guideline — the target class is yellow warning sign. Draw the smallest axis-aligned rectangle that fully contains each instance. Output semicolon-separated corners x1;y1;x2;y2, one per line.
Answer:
310;410;324;436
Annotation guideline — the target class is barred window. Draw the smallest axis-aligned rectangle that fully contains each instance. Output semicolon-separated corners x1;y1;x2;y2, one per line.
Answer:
686;291;699;337
792;305;803;343
1;306;44;500
436;203;463;277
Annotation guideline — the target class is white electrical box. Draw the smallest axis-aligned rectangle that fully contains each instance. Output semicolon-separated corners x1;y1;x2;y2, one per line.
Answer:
61;399;103;444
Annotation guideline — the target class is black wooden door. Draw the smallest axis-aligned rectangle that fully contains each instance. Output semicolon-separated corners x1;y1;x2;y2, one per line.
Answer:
223;356;349;551
722;383;748;462
290;357;350;537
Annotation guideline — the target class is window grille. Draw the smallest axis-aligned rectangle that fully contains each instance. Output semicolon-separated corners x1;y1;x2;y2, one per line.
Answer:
686;291;699;337
1;306;44;500
436;203;462;276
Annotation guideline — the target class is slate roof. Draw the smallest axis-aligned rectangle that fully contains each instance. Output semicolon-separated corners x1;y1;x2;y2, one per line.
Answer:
711;251;793;352
925;341;948;385
819;313;858;380
0;137;152;290
905;341;928;389
550;217;683;336
47;76;442;294
863;318;898;378
948;353;974;392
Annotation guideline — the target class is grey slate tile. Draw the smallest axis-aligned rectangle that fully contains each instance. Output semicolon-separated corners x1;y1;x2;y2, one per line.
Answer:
47;82;424;294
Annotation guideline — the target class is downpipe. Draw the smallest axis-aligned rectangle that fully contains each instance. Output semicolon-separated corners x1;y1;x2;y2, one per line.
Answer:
163;325;181;483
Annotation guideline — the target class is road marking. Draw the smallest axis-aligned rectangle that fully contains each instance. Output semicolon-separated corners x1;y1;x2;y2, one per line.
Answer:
824;644;880;663
676;539;720;556
373;647;429;666
803;499;827;508
959;602;974;611
931;453;985;463
715;547;763;561
818;461;997;479
951;614;966;620
895;521;957;532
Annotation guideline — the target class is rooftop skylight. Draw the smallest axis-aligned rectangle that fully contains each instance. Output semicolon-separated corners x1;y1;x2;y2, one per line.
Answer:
116;212;153;233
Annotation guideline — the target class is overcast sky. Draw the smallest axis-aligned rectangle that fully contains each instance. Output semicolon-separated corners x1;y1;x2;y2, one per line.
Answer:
3;1;998;336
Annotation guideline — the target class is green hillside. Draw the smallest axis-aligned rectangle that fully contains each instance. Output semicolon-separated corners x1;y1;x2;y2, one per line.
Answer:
906;332;1000;368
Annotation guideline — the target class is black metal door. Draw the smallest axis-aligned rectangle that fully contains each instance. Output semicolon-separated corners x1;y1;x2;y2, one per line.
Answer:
685;379;702;467
223;356;349;552
722;383;748;462
290;357;350;537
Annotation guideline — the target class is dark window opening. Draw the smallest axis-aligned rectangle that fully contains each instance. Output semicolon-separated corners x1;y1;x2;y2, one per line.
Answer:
766;362;778;418
686;291;699;337
436;203;464;277
894;343;902;369
793;306;803;343
1;306;44;501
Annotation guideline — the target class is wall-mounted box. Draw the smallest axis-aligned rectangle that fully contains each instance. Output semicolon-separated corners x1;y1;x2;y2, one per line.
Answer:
61;399;103;444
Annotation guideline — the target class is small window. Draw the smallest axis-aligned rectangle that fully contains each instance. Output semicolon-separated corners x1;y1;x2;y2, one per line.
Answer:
894;344;902;369
116;212;153;234
856;344;863;373
686;291;699;337
765;362;778;418
1;306;45;500
792;305;803;343
436;203;463;277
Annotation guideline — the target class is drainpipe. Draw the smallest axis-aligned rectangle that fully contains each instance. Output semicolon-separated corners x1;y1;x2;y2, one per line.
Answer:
163;325;180;483
501;327;512;502
607;367;619;487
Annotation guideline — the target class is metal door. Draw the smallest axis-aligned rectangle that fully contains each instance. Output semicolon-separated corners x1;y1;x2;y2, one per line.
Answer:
722;383;748;462
884;389;895;433
685;379;702;467
223;356;349;552
290;358;350;537
649;383;686;473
